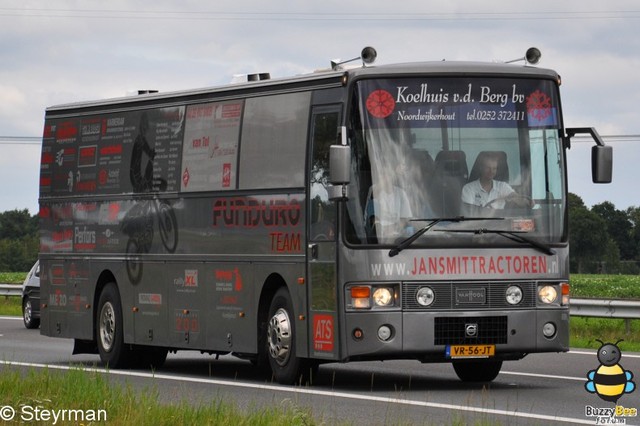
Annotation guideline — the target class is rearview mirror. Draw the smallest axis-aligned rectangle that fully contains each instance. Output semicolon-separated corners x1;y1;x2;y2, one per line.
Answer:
327;145;350;201
565;127;612;184
592;145;612;184
329;145;350;185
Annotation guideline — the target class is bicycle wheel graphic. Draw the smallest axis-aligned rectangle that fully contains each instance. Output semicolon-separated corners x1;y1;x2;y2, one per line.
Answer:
157;202;178;253
125;238;143;284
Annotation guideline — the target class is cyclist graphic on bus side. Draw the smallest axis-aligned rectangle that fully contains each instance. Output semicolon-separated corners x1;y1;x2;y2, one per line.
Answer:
122;112;178;284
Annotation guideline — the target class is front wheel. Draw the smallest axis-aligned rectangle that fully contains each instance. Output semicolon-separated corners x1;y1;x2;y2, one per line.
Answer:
266;288;311;385
452;359;503;382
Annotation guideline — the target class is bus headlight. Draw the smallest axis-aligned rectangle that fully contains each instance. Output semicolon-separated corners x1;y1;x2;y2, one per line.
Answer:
416;287;435;307
505;285;523;305
373;287;394;307
538;285;558;304
347;284;399;310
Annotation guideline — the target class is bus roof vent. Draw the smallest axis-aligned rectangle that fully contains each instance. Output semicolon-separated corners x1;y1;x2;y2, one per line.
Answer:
137;90;159;95
231;73;271;83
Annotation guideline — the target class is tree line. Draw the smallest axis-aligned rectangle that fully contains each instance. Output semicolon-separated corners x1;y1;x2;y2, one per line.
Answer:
569;194;640;274
1;197;639;273
0;209;39;272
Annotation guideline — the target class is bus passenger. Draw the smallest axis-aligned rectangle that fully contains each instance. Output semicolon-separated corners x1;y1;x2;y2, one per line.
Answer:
364;175;413;240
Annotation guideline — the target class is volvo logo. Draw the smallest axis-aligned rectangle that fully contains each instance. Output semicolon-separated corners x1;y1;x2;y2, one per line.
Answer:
465;323;478;338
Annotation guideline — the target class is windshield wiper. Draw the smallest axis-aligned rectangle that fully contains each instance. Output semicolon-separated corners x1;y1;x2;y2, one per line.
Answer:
388;217;503;257
439;228;555;256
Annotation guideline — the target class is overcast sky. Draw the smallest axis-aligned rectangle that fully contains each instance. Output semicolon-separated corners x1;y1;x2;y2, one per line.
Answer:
1;1;639;214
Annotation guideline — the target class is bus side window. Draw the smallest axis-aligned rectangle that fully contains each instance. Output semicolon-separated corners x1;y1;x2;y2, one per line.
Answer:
310;110;340;241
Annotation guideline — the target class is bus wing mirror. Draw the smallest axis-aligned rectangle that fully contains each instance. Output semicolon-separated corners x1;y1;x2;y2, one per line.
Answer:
565;127;612;184
592;145;613;184
329;145;350;184
328;144;351;201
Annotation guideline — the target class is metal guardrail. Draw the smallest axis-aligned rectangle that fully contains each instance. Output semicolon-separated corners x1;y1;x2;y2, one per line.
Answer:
571;298;639;334
0;284;22;297
570;298;640;319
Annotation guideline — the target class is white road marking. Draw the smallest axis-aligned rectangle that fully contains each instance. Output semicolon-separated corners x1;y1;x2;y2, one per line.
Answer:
500;370;585;381
0;360;594;425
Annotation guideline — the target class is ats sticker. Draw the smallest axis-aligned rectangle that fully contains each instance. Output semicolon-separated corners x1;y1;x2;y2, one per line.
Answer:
313;314;334;352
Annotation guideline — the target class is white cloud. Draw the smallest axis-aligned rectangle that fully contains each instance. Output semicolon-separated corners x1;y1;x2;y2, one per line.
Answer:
1;0;639;212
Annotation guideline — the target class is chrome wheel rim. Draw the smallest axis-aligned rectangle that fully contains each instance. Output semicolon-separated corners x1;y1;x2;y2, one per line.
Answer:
24;300;32;324
267;308;292;366
99;301;116;352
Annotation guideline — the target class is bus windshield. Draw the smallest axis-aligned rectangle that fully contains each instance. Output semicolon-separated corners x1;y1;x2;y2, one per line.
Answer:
345;77;566;248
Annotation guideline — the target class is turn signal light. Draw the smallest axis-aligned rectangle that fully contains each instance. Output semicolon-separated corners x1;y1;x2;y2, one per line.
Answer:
350;286;370;298
350;286;371;309
561;282;570;305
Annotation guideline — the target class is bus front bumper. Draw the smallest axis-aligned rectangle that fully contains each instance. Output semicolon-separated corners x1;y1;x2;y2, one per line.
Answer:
343;309;569;362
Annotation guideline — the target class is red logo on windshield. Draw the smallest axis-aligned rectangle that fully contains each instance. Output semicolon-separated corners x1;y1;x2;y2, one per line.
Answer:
526;90;552;121
366;90;395;118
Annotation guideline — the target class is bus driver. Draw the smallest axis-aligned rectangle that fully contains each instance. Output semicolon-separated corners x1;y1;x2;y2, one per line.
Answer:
461;153;528;214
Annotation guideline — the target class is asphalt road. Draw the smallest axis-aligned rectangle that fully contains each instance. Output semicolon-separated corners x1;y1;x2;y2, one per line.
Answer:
1;316;638;425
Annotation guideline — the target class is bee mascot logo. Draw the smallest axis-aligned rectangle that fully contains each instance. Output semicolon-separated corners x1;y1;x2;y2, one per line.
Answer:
585;339;636;403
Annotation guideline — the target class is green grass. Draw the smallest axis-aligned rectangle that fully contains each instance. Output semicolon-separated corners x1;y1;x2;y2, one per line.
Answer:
0;297;22;316
570;274;640;299
0;368;317;425
0;271;25;285
570;316;640;352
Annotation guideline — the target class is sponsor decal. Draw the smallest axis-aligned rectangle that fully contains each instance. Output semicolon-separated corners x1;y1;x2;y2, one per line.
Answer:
175;309;200;334
212;197;301;228
138;293;162;305
313;314;334;352
174;269;199;293
370;254;556;277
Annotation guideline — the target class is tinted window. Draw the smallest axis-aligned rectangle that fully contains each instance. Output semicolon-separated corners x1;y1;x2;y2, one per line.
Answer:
239;92;311;189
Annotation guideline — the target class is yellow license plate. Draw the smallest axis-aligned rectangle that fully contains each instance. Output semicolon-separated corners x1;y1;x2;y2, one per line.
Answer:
447;344;495;358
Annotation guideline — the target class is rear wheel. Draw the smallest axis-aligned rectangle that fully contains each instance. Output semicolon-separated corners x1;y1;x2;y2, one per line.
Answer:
22;297;40;329
266;287;313;384
452;359;503;382
96;283;134;368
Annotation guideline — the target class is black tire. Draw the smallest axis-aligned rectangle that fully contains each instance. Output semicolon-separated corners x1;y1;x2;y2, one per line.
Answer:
96;283;134;368
266;287;311;385
22;297;40;329
452;359;503;382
